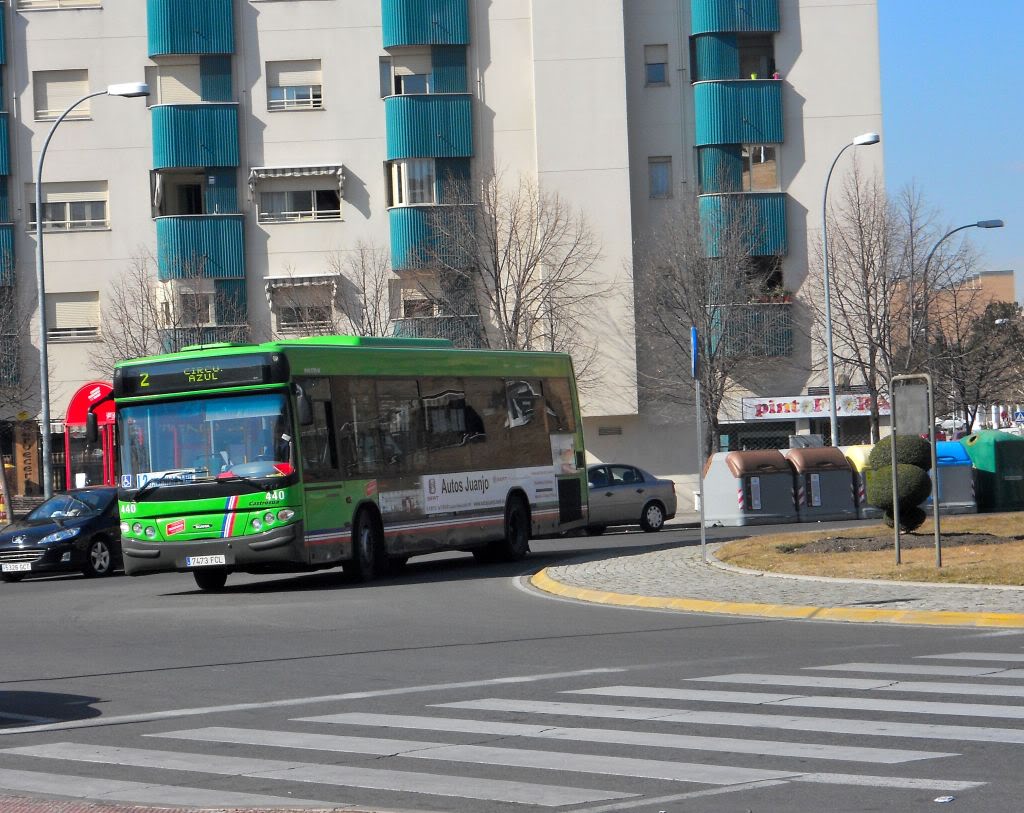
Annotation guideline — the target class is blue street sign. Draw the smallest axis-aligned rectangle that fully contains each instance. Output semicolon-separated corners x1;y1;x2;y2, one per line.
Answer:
690;326;698;379
1014;410;1024;425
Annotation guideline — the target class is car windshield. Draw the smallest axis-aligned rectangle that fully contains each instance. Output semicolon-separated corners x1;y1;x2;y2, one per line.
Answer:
28;491;111;520
117;392;293;489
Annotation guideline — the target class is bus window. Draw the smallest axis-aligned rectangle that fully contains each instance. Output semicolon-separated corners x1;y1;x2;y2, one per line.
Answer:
543;378;576;432
296;377;339;479
375;379;421;475
505;379;549;466
421;377;472;472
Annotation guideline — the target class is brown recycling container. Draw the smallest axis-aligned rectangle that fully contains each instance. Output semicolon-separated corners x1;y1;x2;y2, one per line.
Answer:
783;447;857;522
701;450;798;526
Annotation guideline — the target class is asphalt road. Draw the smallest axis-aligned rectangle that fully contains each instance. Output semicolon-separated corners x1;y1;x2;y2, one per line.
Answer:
2;524;1023;812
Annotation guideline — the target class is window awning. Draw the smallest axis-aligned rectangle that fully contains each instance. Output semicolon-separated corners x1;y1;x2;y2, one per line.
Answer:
248;164;344;196
264;273;338;303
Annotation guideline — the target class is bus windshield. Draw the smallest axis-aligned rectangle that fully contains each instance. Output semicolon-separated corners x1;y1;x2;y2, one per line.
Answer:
117;392;293;488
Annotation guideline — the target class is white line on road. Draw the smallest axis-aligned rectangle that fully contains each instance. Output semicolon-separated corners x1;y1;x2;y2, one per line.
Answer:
437;698;1024;743
0;667;626;737
689;672;1024;697
296;711;955;764
806;662;1019;677
0;766;337;809
149;726;977;792
920;652;1024;662
0;742;634;807
570;685;1024;719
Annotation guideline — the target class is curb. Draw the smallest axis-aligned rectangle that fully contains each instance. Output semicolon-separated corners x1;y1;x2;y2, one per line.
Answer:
529;568;1024;628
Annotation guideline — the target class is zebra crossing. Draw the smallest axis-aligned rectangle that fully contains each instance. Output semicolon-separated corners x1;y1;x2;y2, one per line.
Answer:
2;650;1023;810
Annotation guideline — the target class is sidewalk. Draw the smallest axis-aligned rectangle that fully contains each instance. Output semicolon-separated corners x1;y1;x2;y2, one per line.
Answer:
533;530;1024;628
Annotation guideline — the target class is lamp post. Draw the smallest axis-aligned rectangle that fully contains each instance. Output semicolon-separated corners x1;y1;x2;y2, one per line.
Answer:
35;82;149;498
919;219;1004;436
821;131;880;447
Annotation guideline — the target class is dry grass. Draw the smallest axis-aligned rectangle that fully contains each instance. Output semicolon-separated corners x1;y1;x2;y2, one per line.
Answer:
715;513;1024;585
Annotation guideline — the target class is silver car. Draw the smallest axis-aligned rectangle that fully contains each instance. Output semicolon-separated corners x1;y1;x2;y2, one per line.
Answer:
586;464;677;534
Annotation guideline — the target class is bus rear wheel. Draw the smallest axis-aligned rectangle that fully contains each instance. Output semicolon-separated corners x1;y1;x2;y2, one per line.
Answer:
350;510;384;582
193;567;228;591
475;496;531;563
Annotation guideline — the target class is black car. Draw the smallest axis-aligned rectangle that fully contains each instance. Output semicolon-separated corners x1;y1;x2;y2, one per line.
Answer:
0;487;121;582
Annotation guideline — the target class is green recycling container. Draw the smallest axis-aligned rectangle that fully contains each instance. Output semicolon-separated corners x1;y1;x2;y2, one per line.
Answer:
959;429;1024;512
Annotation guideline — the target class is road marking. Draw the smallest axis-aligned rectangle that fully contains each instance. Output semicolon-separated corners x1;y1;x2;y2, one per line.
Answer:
0;667;625;737
297;712;952;763
0;766;334;809
149;726;978;792
569;685;1024;719
1;741;634;807
568;781;793;813
921;652;1024;662
437;698;1024;743
688;672;1024;698
807;662;1018;677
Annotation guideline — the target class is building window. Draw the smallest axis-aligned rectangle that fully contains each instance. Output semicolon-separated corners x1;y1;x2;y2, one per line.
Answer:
648;157;672;199
45;292;100;342
403;298;434;318
178;292;213;326
742;145;779;191
27;181;109;231
144;59;201;106
259;188;341;223
33;69;89;120
273;285;334;334
644;45;668;86
396;73;429;94
387;159;436;207
19;0;100;8
267;59;323;111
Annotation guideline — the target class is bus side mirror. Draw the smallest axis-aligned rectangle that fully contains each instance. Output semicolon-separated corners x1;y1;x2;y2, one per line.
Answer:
296;388;314;426
86;412;99;444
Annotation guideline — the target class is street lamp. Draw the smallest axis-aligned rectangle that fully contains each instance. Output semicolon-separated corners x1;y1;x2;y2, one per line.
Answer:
821;131;880;447
35;82;149;498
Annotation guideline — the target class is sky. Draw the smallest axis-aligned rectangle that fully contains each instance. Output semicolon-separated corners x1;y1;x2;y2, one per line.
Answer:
877;1;1022;295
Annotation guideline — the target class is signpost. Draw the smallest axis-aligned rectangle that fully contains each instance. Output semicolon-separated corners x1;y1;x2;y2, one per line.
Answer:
889;374;941;567
692;327;708;562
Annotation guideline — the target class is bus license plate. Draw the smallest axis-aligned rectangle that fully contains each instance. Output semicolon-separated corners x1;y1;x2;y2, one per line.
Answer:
2;562;31;572
186;555;226;567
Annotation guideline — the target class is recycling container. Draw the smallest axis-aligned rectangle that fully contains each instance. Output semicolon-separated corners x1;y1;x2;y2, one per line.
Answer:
840;444;883;520
783;447;858;522
922;440;976;515
960;430;1024;512
701;450;797;526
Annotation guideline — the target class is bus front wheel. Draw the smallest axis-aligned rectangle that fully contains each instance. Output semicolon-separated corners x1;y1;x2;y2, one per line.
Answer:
193;567;228;591
350;510;384;582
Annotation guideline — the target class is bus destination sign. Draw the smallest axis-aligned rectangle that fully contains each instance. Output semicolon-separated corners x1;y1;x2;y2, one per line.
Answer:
115;354;287;397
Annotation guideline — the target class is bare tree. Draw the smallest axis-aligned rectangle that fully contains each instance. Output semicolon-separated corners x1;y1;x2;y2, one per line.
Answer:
930;293;1022;431
269;242;395;339
418;172;609;385
635;196;790;457
93;250;249;378
804;163;903;442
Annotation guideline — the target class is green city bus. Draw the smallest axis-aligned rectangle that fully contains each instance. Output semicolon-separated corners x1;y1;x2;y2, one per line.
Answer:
109;336;588;590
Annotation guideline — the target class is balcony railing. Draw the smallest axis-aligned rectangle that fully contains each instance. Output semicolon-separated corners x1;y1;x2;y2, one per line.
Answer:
691;0;780;35
693;80;783;146
710;300;793;357
155;214;245;281
147;0;235;57
152;104;239;169
382;0;469;48
385;94;473;160
393;314;483;348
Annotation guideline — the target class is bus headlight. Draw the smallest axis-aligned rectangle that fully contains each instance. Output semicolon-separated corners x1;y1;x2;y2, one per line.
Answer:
264;512;275;525
252;518;263;532
145;526;157;539
277;509;295;521
120;522;130;533
132;522;143;534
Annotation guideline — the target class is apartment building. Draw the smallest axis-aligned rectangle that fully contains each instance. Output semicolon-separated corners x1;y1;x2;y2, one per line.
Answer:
1;0;882;500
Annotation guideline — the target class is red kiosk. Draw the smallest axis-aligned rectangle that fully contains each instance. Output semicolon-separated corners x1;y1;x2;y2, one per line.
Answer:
65;381;116;488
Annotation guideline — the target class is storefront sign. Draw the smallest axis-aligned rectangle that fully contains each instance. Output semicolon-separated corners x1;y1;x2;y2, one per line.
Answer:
742;394;891;421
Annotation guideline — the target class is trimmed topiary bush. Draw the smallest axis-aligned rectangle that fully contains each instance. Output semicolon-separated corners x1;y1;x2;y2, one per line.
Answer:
868;434;932;470
866;463;932;532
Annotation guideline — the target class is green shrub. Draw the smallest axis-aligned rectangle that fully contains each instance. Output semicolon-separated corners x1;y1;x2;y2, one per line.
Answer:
866;463;932;532
868;435;932;470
